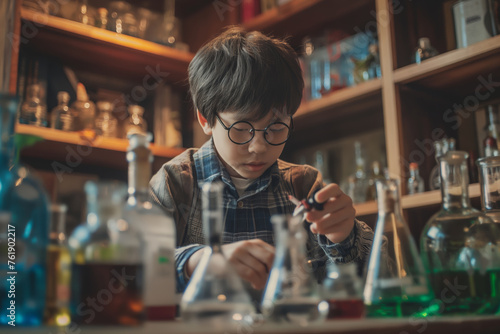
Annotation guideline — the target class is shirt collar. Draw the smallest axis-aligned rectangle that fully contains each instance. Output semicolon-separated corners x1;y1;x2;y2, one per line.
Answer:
193;139;281;197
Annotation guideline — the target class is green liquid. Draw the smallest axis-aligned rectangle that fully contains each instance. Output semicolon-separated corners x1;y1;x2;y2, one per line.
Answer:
427;269;500;315
365;295;433;318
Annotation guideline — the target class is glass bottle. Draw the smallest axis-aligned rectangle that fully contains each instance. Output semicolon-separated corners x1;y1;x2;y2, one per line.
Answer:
364;178;432;318
95;101;118;138
123;133;176;320
125;105;147;137
407;162;425;195
44;204;71;327
71;82;96;132
261;215;329;326
352;141;368;203
180;182;256;331
366;160;384;201
313;150;332;184
73;0;93;25
484;104;500;157
94;8;108;29
155;0;178;47
19;83;48;127
51;91;74;131
429;138;456;190
107;1;138;37
322;262;365;319
420;151;500;315
68;181;145;326
413;37;438;64
477;156;500;223
1;94;51;327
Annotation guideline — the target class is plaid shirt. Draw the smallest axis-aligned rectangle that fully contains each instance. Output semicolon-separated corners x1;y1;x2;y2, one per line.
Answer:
150;140;374;292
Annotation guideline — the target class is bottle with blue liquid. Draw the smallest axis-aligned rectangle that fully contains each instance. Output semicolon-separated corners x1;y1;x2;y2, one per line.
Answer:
0;93;50;326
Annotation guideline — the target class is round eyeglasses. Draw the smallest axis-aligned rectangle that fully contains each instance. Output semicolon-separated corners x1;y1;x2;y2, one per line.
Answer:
216;114;293;146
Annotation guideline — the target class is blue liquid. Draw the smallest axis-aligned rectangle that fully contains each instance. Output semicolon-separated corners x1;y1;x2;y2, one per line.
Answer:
0;168;50;326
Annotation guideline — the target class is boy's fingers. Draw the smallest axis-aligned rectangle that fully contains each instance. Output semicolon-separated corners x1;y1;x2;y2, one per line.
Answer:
315;184;343;203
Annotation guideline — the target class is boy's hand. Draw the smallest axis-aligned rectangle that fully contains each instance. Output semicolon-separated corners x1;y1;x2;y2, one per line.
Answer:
221;239;275;290
304;183;356;243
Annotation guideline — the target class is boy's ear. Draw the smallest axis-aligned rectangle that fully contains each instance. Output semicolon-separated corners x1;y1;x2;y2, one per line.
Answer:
197;110;213;135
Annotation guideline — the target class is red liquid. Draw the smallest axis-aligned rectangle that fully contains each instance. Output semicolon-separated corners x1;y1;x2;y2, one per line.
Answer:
147;305;177;321
327;299;365;319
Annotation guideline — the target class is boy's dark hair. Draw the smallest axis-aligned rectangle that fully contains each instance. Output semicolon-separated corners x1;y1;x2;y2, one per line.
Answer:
188;26;304;126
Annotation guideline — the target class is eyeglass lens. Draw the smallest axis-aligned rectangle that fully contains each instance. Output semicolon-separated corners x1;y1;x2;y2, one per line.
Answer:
229;121;289;145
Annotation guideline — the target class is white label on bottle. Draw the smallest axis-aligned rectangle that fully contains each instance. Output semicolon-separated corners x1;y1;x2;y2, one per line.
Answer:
143;234;176;306
453;0;492;48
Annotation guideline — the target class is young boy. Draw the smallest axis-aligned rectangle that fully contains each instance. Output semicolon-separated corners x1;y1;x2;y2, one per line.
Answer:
150;27;374;292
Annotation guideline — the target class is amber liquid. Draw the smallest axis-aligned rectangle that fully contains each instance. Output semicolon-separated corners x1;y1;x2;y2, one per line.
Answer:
44;245;71;326
327;299;365;319
70;263;144;325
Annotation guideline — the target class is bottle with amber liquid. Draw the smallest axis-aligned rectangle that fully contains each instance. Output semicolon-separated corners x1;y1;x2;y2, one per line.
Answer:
44;204;71;327
68;181;145;326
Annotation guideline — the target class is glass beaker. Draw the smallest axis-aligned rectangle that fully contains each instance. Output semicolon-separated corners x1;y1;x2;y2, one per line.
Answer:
421;151;500;315
180;182;255;331
364;178;432;318
261;215;328;326
322;262;365;319
477;156;500;223
68;181;145;326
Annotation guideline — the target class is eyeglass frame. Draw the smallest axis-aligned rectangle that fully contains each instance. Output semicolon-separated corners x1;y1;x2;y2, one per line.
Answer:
215;114;293;146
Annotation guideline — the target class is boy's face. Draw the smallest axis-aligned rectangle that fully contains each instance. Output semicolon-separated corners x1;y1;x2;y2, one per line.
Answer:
200;111;291;179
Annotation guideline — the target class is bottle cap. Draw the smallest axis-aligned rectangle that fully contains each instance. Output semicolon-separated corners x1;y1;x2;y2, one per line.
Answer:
409;162;419;171
419;37;430;49
57;91;70;103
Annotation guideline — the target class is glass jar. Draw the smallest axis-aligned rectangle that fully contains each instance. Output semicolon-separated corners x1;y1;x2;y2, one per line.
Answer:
420;151;500;315
107;1;138;37
71;83;96;131
125;105;147;137
95;101;118;138
477;155;500;223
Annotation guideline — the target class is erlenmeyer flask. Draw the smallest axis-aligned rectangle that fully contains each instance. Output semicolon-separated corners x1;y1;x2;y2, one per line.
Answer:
180;182;255;331
261;215;328;326
364;178;432;317
421;151;500;315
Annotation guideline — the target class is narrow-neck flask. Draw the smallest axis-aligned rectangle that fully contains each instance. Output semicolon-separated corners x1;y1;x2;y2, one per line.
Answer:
477;156;500;223
0;94;51;326
123;133;176;320
20;83;48;127
364;178;432;317
180;182;255;331
51;91;74;131
421;151;500;315
261;215;328;326
69;181;145;325
95;101;118;138
44;204;71;326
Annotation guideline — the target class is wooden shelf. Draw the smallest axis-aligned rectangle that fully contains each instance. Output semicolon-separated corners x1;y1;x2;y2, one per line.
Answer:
393;35;500;98
402;183;481;209
20;9;194;84
296;79;382;118
354;183;481;216
16;124;184;170
354;200;377;216
242;0;374;40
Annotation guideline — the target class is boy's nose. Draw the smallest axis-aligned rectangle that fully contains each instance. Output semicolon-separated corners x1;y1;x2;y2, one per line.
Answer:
247;131;267;153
